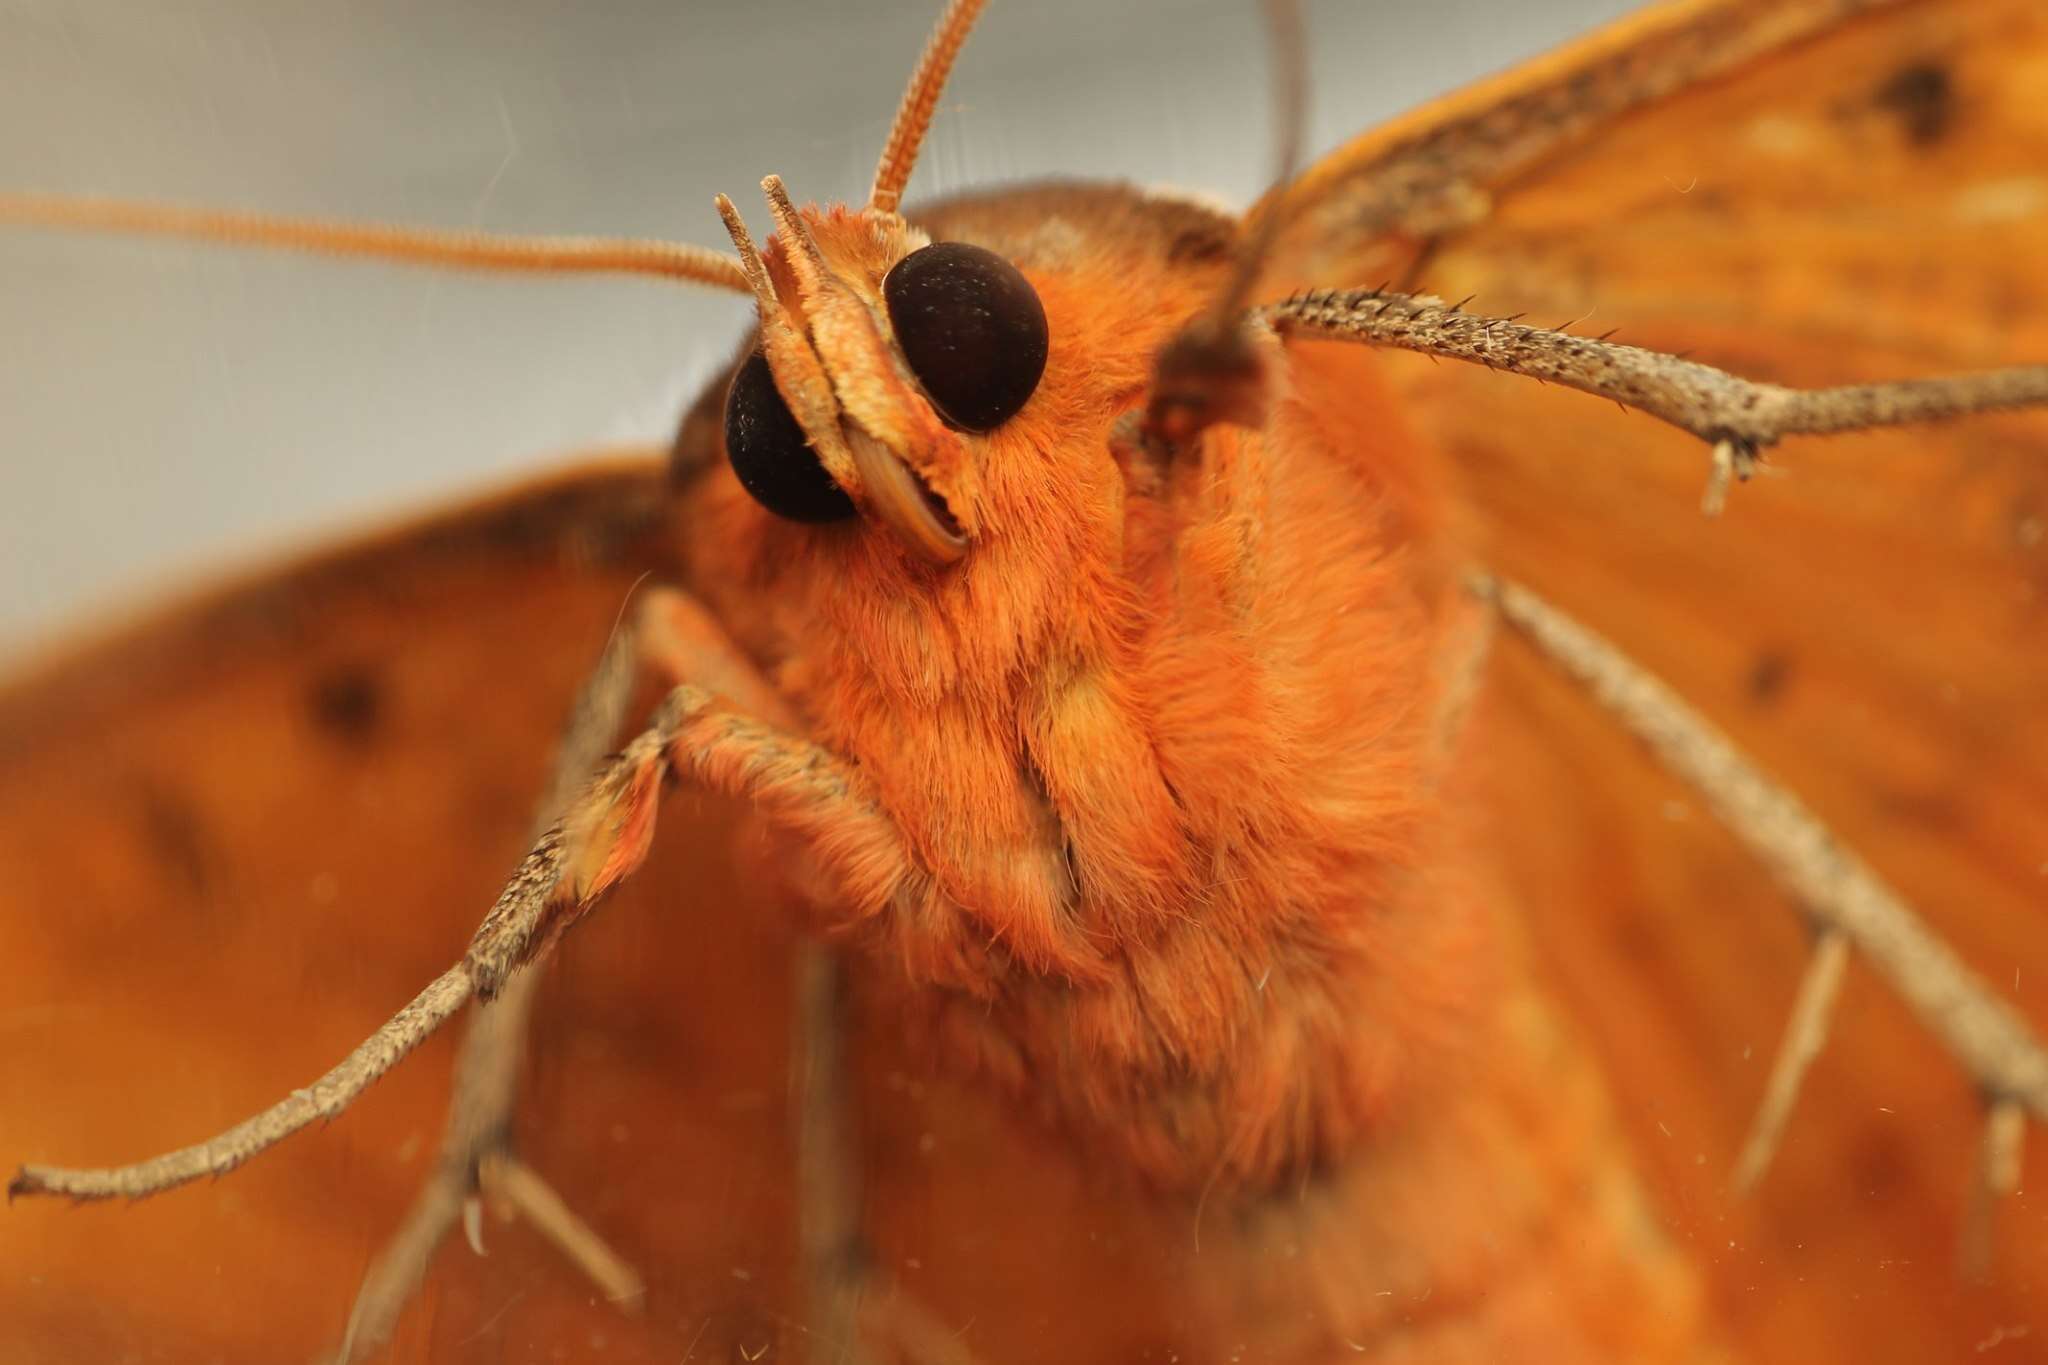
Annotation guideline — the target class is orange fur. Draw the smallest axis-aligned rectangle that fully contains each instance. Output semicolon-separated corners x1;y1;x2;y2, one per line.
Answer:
683;188;1500;1196
661;185;1713;1360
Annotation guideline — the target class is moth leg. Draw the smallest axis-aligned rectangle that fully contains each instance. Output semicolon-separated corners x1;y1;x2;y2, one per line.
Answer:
338;591;679;1361
640;602;881;1359
794;936;872;1364
1266;289;2048;512
1467;571;2048;1261
342;587;895;1362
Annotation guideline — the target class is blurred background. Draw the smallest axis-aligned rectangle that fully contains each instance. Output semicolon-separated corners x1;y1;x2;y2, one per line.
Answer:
0;0;1631;654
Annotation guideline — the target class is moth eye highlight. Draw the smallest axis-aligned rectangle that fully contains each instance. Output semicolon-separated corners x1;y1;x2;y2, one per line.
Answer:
883;241;1048;433
722;352;857;524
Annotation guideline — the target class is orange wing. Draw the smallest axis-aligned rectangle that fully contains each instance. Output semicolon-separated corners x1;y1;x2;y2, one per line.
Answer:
0;461;826;1362
1275;1;2048;1361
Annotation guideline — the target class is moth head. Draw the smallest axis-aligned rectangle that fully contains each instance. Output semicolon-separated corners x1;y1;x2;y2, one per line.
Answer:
688;0;1301;599
712;181;1049;566
676;181;1249;689
661;0;1270;704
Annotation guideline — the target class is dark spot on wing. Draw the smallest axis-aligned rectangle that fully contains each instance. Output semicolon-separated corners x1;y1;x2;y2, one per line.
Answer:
1744;649;1794;707
1876;785;1965;835
1606;900;1663;969
1873;61;1954;148
1847;1118;1911;1202
137;783;214;898
308;663;384;745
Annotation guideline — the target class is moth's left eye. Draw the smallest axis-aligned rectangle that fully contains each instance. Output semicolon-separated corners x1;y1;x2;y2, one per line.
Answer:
724;351;857;524
883;241;1047;432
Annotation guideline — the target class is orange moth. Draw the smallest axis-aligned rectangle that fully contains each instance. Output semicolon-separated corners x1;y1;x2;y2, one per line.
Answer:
2;2;2047;1363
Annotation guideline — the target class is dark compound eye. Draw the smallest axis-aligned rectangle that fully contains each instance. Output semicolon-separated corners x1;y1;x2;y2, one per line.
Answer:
722;351;855;523
883;240;1047;432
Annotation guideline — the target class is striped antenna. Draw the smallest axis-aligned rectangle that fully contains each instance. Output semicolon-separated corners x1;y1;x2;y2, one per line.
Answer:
867;0;990;216
0;193;749;292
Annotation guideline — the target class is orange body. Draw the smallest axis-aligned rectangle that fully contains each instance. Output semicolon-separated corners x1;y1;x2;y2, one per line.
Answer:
679;185;1706;1353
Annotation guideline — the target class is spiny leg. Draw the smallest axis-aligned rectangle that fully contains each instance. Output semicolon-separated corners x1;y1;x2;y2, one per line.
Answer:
337;596;653;1362
1265;288;2048;512
1468;571;2048;1259
336;977;572;1364
342;587;907;1362
1258;283;2048;1198
1964;1098;2029;1281
637;604;883;1363
1730;929;1850;1196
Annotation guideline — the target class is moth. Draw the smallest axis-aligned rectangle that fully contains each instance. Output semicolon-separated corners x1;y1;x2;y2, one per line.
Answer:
4;2;2046;1363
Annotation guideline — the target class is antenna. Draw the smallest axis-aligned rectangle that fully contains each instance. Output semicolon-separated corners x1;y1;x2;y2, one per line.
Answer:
0;193;748;291
868;0;991;216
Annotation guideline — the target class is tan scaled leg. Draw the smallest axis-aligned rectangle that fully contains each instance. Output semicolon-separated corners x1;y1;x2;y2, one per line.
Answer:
1266;288;2048;513
1467;571;2048;1262
336;588;695;1360
339;586;909;1363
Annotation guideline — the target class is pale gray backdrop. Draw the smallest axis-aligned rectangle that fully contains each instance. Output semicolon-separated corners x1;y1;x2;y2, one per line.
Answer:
0;0;1633;653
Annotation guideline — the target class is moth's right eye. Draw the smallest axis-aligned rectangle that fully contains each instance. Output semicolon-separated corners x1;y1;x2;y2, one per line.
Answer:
722;351;856;523
883;240;1047;432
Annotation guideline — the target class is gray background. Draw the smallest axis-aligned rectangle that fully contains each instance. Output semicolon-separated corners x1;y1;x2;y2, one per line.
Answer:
0;0;1631;655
